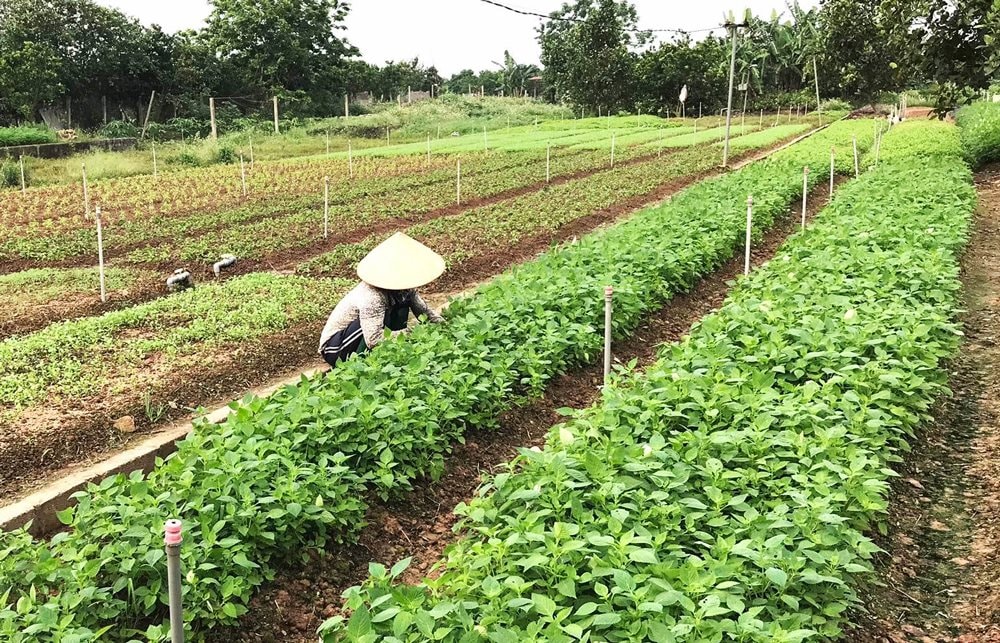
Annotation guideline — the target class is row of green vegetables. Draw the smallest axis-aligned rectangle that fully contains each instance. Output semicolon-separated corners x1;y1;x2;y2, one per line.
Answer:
2;145;600;263
323;120;973;641
0;120;875;641
0;122;796;422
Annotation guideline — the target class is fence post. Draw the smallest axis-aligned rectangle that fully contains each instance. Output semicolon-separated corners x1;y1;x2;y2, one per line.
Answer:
19;155;25;193
152;141;158;177
94;206;107;303
610;132;616;168
744;196;753;275
759;109;763;129
273;96;280;134
603;286;613;385
456;158;461;205
875;127;882;166
165;519;184;643
344;93;349;119
141;90;156;139
801;166;809;230
852;135;859;177
323;176;330;238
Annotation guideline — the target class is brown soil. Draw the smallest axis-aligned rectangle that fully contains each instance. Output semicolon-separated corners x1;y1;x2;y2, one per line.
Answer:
0;278;164;339
216;176;842;643
847;164;1000;643
0;322;324;500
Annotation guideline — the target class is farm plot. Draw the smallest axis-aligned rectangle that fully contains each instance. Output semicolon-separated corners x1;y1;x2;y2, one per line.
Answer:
0;118;823;500
320;121;973;642
0;119;877;642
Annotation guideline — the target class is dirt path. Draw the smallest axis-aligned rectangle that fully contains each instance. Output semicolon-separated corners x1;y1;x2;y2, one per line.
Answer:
849;164;1000;642
217;177;841;643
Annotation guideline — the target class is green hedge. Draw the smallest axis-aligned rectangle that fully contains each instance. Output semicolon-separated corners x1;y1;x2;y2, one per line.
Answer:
0;126;56;147
956;101;1000;167
323;121;972;641
0;120;876;642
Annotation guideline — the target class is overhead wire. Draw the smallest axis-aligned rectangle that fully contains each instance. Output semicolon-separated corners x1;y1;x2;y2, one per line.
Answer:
475;0;725;35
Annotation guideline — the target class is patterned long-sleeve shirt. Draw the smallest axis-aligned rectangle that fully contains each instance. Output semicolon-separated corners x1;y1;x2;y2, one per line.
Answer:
318;282;444;353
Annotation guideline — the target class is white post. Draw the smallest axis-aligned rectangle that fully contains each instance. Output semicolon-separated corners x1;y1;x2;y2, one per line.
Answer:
801;166;809;230
141;90;155;139
759;109;763;129
152;141;158;177
164;520;184;643
273;96;279;134
82;163;91;219
813;57;822;125
348;140;354;178
741;88;748;135
722;22;740;168
829;146;835;203
344;94;349;119
19;155;25;193
852;135;859;177
603;286;613;385
95;206;107;303
209;97;217;140
875;127;882;165
239;153;247;197
546;143;551;183
456;158;461;205
744;196;753;275
323;176;329;238
610;132;616;168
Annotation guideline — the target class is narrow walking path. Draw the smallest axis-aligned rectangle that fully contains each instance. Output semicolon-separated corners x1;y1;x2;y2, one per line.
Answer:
850;163;1000;642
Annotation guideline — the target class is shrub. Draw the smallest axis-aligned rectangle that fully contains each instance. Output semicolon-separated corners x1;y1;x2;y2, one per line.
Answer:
215;145;237;165
0;160;24;189
98;120;140;139
0;126;56;147
956;102;1000;167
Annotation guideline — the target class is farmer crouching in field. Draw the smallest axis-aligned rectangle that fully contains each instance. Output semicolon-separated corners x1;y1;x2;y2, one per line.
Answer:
318;232;446;367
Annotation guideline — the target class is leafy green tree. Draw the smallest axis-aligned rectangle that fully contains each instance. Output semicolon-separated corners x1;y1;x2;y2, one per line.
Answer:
204;0;357;98
635;36;728;116
918;0;1000;114
817;0;923;106
538;0;649;112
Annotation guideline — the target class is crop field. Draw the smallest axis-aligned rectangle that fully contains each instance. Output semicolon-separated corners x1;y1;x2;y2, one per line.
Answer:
0;112;834;501
14;99;1000;643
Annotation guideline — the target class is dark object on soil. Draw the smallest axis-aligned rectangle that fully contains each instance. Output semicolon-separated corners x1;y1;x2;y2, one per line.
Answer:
166;268;194;291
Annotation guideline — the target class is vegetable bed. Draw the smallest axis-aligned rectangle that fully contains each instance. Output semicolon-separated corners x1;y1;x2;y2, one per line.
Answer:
0;120;873;642
325;121;975;641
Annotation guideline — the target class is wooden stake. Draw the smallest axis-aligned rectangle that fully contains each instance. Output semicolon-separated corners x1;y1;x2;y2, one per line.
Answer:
456;158;461;205
852;135;859;177
759;109;763;128
546;143;551;183
19;155;25;193
152;141;158;177
273;96;280;134
209;97;217;140
801;166;809;230
239;153;247;197
82;163;91;219
344;93;349;119
744;196;753;275
95;206;106;303
610;132;615;168
323;176;330;238
102;95;107;125
141;90;155;139
829;146;835;203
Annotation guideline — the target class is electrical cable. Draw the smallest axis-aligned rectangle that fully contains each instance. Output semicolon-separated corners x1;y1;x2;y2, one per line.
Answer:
476;0;725;35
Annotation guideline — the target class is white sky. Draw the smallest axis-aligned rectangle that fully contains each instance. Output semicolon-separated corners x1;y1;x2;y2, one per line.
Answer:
96;0;817;75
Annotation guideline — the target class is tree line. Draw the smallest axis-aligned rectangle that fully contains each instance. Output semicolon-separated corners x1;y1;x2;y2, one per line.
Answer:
1;0;997;128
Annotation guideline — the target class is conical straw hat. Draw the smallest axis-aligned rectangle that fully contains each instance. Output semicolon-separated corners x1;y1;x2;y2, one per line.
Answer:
357;232;446;290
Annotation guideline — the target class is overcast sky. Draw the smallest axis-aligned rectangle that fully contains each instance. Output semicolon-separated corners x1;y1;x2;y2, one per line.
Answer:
96;0;817;76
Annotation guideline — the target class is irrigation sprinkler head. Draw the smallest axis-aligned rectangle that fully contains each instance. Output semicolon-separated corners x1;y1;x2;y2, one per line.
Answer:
166;268;194;291
164;519;183;546
213;254;237;277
